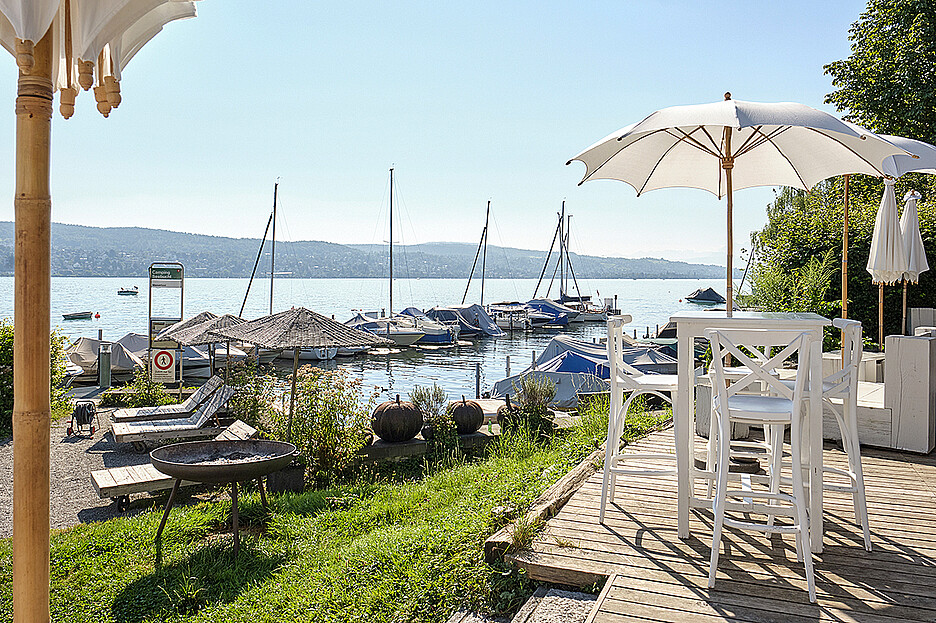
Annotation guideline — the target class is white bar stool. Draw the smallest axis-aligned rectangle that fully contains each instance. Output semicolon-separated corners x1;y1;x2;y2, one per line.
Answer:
706;327;817;603
599;315;681;524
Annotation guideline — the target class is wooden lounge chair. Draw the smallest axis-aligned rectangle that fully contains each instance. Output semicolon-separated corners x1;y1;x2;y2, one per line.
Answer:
112;385;236;444
111;375;223;423
92;419;258;511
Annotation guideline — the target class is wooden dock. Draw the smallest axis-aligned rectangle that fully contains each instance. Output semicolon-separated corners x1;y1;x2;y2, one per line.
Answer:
505;427;936;622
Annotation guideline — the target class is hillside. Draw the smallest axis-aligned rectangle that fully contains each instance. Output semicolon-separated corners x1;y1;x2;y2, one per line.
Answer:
0;222;727;279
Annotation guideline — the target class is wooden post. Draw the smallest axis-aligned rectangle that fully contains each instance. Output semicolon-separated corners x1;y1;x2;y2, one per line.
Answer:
879;283;885;348
12;30;53;623
842;175;850;319
902;281;908;335
722;120;734;317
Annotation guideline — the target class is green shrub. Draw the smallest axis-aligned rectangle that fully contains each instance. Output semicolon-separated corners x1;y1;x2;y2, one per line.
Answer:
411;383;459;460
500;375;556;439
0;320;72;435
268;367;378;487
225;359;276;430
99;367;177;409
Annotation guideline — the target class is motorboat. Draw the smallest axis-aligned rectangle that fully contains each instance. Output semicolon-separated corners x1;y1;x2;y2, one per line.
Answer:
62;311;94;321
397;308;459;344
279;347;339;361
685;287;726;305
525;298;580;325
345;313;425;347
117;286;139;296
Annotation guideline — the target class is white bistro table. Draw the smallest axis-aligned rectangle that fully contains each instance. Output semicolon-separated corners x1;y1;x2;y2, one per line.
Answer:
672;310;831;553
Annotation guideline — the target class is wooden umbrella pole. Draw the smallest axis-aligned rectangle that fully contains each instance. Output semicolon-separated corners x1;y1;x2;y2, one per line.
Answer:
12;30;53;623
902;280;908;335
722;124;734;317
879;283;884;348
842;174;849;319
286;349;299;440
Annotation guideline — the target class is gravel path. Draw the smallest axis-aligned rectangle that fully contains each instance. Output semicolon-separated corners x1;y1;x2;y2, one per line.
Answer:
0;409;164;538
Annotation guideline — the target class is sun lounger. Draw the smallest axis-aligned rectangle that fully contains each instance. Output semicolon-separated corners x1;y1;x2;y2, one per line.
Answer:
112;385;236;444
92;419;258;511
111;375;223;422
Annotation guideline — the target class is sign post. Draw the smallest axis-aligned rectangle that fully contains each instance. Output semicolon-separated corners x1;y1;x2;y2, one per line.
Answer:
148;262;184;389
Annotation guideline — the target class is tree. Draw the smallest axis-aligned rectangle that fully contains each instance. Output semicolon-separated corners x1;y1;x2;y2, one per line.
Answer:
824;0;936;143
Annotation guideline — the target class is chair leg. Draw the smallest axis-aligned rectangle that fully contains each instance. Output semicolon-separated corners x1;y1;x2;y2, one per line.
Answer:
830;400;873;552
790;415;816;603
600;391;632;524
767;424;783;527
708;408;730;589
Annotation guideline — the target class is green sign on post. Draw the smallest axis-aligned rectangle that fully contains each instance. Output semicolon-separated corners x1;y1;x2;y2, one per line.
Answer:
150;265;183;288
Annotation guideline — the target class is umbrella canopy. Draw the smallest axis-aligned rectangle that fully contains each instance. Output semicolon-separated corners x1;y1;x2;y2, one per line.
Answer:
882;135;936;178
173;314;245;346
217;307;392;350
1;4;200;619
867;179;908;285
568;94;910;313
155;310;218;342
900;190;929;284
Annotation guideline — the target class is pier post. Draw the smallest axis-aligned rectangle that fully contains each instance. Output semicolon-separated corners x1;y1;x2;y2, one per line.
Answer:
532;350;535;369
505;355;510;377
475;362;481;399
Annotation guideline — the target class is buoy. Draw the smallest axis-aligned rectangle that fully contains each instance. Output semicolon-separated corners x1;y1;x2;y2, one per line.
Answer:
94;312;100;319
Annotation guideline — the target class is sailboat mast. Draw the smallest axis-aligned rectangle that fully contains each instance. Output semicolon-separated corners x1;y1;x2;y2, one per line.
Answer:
270;181;278;315
480;200;490;306
559;201;566;300
389;167;394;318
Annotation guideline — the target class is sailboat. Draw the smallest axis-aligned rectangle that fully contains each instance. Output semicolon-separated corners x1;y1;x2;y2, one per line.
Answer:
242;182;339;361
531;202;609;322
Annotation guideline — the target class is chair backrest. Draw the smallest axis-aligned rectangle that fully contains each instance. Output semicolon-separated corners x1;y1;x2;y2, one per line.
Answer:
183;375;222;410
824;318;863;397
705;328;817;413
607;315;644;385
193;385;236;428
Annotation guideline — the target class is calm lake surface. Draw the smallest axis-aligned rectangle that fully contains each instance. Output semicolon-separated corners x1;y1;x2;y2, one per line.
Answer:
0;277;723;401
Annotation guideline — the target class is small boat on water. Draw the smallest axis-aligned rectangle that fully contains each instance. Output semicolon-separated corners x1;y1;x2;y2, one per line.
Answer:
345;313;425;347
685;287;726;305
117;286;139;296
62;311;94;321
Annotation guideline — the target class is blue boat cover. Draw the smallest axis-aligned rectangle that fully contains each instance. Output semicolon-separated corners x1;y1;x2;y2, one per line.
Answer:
426;304;503;337
534;334;677;375
491;370;608;410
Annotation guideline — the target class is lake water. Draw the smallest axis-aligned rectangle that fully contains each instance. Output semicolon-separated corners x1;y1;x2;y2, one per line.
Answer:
0;276;722;401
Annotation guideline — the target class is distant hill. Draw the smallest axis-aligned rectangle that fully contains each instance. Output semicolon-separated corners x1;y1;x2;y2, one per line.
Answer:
0;222;727;280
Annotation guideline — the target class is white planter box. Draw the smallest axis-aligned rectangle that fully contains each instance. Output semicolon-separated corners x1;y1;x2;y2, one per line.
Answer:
884;335;936;454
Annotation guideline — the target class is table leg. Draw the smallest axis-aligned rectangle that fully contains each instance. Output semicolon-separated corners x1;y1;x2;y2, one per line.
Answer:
809;337;824;553
155;478;182;567
676;328;692;539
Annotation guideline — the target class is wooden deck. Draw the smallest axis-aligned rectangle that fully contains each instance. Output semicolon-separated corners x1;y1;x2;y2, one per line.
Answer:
507;427;936;622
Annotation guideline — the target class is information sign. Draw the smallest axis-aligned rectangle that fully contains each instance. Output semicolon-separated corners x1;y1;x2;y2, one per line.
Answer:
151;349;177;383
150;266;183;288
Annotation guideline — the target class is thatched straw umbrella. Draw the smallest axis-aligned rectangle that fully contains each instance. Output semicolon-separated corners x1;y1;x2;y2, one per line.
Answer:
169;314;246;379
215;307;392;437
154;311;219;342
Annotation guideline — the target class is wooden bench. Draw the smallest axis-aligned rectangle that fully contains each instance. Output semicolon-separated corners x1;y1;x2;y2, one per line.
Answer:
91;419;258;511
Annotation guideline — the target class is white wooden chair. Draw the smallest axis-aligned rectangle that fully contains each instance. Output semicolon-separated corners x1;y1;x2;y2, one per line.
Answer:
599;315;681;524
706;327;817;603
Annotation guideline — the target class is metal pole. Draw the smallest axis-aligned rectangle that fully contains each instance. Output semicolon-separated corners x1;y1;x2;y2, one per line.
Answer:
13;31;53;623
269;181;277;315
480;200;490;307
389;167;394;317
879;283;885;347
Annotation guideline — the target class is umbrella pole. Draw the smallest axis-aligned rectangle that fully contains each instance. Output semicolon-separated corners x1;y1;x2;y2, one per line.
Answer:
12;31;53;623
722;125;734;317
879;283;885;347
842;175;850;319
286;349;299;440
902;280;908;335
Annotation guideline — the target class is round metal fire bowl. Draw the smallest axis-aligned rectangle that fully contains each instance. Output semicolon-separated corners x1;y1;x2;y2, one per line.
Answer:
150;440;298;484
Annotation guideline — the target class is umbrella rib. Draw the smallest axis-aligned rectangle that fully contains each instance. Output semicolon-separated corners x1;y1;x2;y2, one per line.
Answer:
805;127;886;176
753;127;809;189
669;127;722;158
731;125;785;157
581;128;682;184
636;134;709;195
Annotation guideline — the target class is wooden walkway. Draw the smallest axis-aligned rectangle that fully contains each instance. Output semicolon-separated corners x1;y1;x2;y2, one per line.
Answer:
507;428;936;622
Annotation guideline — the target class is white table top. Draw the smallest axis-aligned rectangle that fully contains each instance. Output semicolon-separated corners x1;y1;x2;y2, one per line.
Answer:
671;310;830;326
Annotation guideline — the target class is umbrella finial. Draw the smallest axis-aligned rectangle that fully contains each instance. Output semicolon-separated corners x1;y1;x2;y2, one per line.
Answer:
104;76;121;108
14;39;34;74
59;87;77;119
78;61;94;90
724;92;732;101
93;85;111;117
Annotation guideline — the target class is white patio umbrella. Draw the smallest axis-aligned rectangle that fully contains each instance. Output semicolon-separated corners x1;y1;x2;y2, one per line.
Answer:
0;3;199;620
568;93;910;315
900;190;929;332
866;178;908;345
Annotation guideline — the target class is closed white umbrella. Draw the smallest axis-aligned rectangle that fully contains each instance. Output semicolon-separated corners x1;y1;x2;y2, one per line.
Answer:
569;93;909;315
900;190;929;331
0;3;200;620
866;178;908;344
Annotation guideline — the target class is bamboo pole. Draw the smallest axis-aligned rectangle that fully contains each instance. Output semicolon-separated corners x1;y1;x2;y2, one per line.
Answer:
842;174;849;319
12;30;53;623
902;280;908;335
879;283;884;347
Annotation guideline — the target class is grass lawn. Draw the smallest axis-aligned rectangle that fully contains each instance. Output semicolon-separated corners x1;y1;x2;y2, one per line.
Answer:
0;401;668;623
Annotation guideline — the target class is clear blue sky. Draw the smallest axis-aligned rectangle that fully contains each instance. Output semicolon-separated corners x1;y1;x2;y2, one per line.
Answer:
0;0;867;265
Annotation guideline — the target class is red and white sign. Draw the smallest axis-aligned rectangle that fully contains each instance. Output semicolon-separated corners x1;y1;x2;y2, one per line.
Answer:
151;349;176;383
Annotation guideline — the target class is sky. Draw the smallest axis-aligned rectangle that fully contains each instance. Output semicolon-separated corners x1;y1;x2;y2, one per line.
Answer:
0;0;869;266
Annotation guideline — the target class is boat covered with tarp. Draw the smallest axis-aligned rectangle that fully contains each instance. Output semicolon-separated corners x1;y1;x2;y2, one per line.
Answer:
534;335;677;375
525;298;580;325
426;304;503;338
491;370;607;411
65;337;144;381
685;287;726;305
